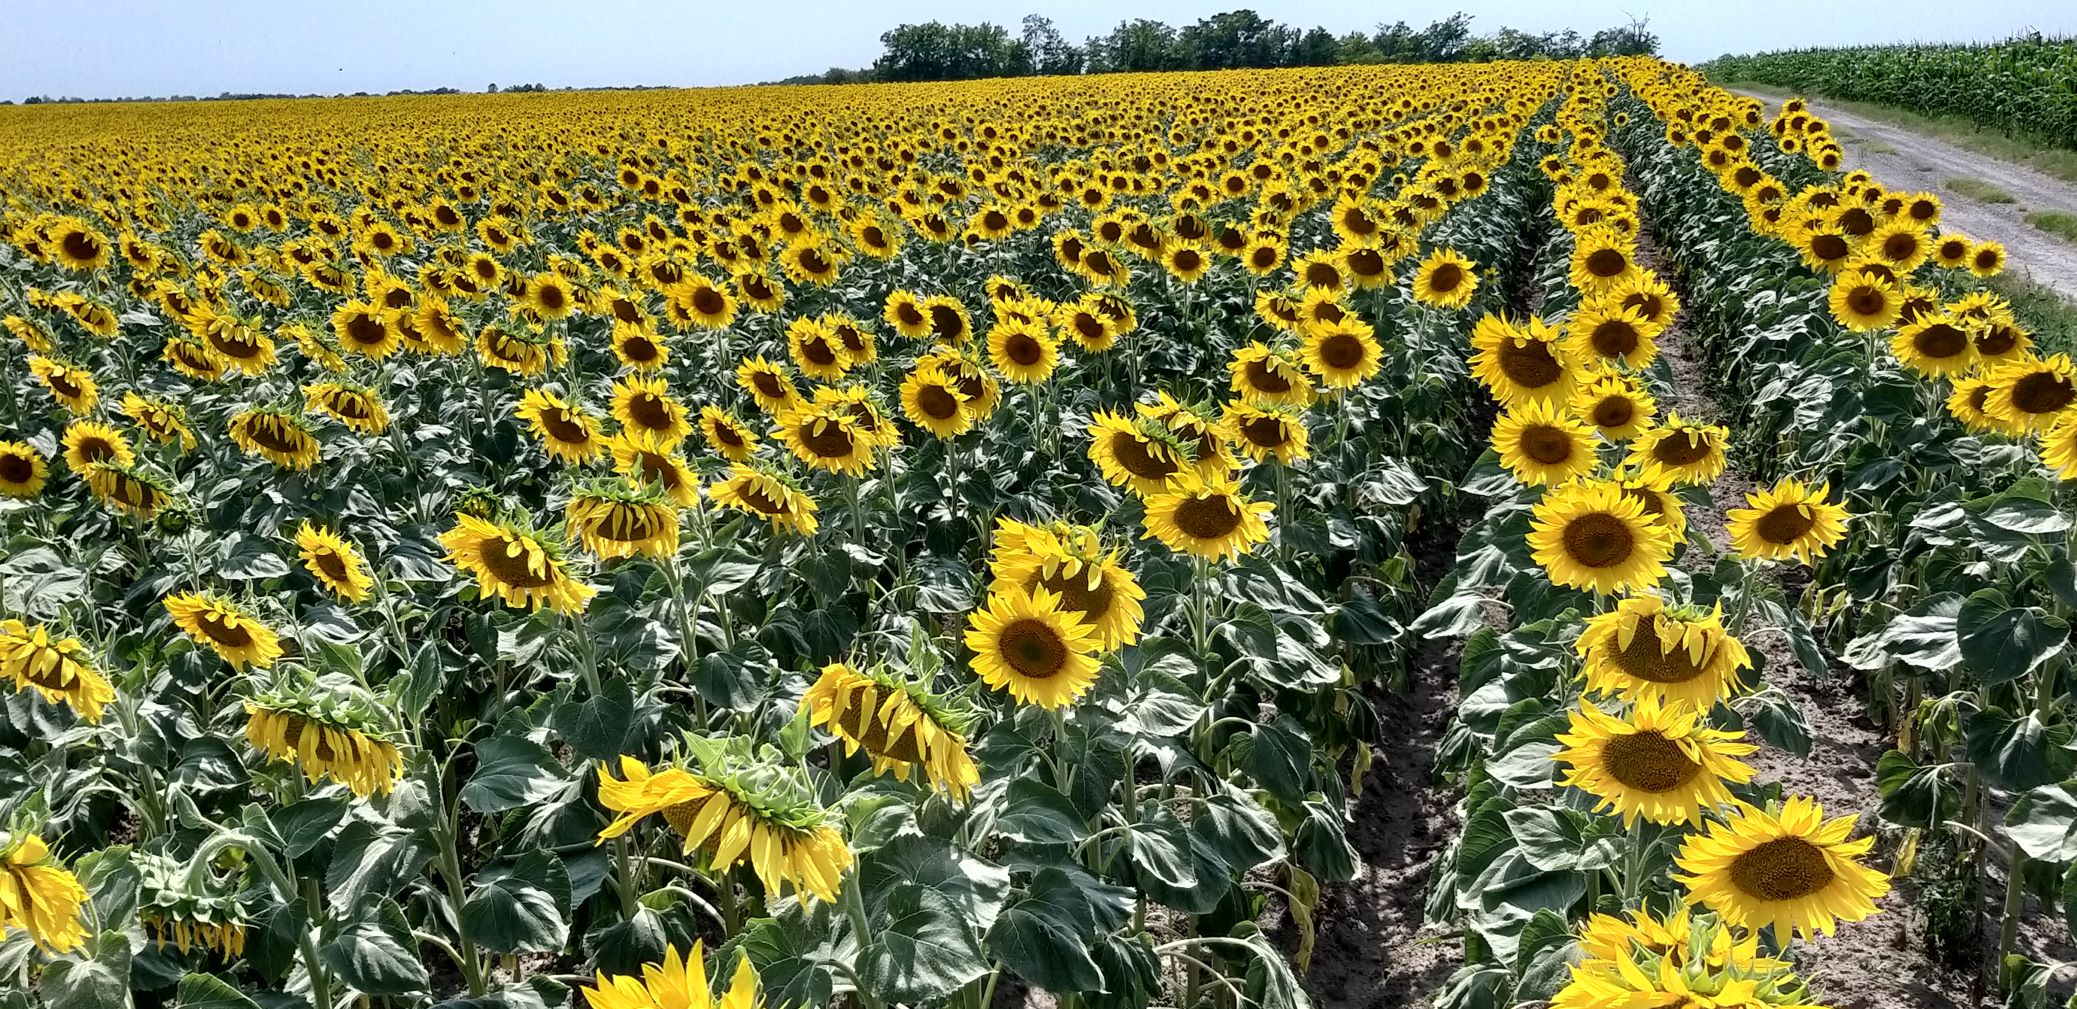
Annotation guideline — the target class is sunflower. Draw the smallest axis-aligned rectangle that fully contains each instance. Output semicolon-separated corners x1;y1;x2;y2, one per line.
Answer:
987;318;1060;385
1826;272;1901;332
228;407;323;470
1223;401;1310;465
440;512;596;614
331;301;404;359
1471;314;1577;406
293;522;374;602
735;356;803;415
1162;241;1212;283
0;441;50;498
120;391;197;451
698;405;760;463
244;701;404;798
0;834;88;954
611;375;693;447
1571;370;1657;442
883;290;932;339
1142;470;1273;562
1086;409;1188;497
803;662;980;801
83;463;174;517
27;356;98;413
1674;796;1890;941
784;317;852;382
896;362;969;439
1299;316;1384;389
1555;696;1757;827
1228;342;1317;407
772;402;877;477
607;431;701;507
523;271;578;320
1889;313;1977;377
964;584;1102;709
594;752;852;903
477;327;563;376
518;388;608;464
989;518;1147;650
1495;398;1602;485
610;322;669;371
303;381;390;436
1726;478;1850;565
1612;272;1682;330
1527;479;1674;595
922;295;972;346
709;465;818;536
2040;414;2077;480
48;216;111;271
164;591;283;670
1578;596;1753;709
1969;239;2007;277
568;480;681;561
1566;300;1661;369
668;275;737;330
1411;247;1478;308
62;419;136;472
0;619;115;722
1625;413;1730;486
1984;355;2077;432
164;335;228;382
1569;230;1638;294
1949;376;2028;436
579;942;762;1009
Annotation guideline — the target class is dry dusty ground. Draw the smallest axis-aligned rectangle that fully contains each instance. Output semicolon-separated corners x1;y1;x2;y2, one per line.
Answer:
1730;89;2077;302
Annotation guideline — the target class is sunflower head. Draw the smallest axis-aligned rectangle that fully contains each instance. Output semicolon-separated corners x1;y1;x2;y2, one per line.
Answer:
438;511;596;614
803;661;979;801
708;465;818;536
1674;796;1890;941
1726;478;1849;565
567;478;681;561
1554;695;1758;827
243;670;404;798
1526;479;1674;595
164;591;284;670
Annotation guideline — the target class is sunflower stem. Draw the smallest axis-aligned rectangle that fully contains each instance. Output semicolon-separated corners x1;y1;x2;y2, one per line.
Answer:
841;878;885;1009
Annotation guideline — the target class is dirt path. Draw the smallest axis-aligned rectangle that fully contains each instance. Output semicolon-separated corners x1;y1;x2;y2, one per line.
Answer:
1729;89;2077;301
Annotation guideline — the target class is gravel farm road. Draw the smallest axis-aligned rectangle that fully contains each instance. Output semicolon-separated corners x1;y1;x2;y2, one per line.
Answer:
1731;89;2077;302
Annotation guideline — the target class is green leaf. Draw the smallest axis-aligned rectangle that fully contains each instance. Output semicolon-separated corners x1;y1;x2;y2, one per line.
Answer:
856;884;990;1004
987;869;1105;994
1239;718;1314;804
1875;750;1965;830
271;797;349;858
2004;784;2077;862
41;932;131;1009
462;849;572;954
217;532;291;581
173;973;261;1009
324;821;431;913
1957;589;2068;686
320;897;428;996
1965;708;2074;792
460;735;571;813
995;779;1089;845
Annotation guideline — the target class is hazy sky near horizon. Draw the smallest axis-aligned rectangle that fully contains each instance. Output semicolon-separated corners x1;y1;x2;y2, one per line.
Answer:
4;1;2075;101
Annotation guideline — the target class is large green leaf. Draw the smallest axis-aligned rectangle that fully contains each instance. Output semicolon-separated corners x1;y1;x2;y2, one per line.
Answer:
994;779;1089;845
1957;589;2068;686
1965;709;2074;792
41;931;131;1009
856;884;990;1004
320;897;428;996
460;734;572;812
986;869;1105;994
462;849;572;954
2004;784;2077;862
173;974;261;1009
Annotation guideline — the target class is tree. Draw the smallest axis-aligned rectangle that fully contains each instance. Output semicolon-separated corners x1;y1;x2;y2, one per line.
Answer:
1291;27;1340;67
1022;14;1083;76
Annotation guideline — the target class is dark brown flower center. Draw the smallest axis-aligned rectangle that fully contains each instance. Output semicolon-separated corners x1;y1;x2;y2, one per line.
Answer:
1519;424;1574;464
1754;504;1817;546
999;618;1067;678
1498;339;1562;389
1601;730;1701;792
477;536;556;588
2013;371;2076;415
1730;838;1836;901
1173;495;1243;541
1110;433;1177;481
1562;512;1635;568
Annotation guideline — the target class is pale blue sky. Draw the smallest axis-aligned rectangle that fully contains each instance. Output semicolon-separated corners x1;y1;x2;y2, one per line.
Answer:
4;1;2075;100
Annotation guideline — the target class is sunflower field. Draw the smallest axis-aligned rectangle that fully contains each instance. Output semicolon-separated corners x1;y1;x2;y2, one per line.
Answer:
0;54;2069;1009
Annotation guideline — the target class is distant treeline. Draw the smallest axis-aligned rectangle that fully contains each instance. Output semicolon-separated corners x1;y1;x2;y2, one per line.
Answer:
9;82;677;106
766;10;1658;85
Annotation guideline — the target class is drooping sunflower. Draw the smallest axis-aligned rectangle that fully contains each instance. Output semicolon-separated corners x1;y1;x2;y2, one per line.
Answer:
611;375;693;448
1086;409;1188;497
0;834;88;954
1571;370;1657;442
567;479;680;561
1674;796;1890;941
1726;478;1850;565
0;619;115;722
1411;247;1479;308
708;465;818;536
595;750;852;903
607;431;701;507
697;405;760;463
61;419;136;473
988;518;1147;650
1555;696;1757;827
1527;479;1674;595
1491;399;1601;487
295;523;374;602
579;942;762;1009
1470;314;1577;406
1577;595;1752;709
164;591;283;670
228;407;323;470
1299;316;1384;389
0;441;50;498
439;512;596;614
244;696;404;798
27;356;98;413
1142;470;1273;563
303;381;390;436
1983;355;2077;432
803;662;980;801
517;388;608;464
1228;342;1317;407
119;391;197;451
1223;401;1310;465
900;362;973;439
964;584;1102;709
83;463;174;517
735;356;803;416
1826;272;1901;332
1625;413;1730;486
